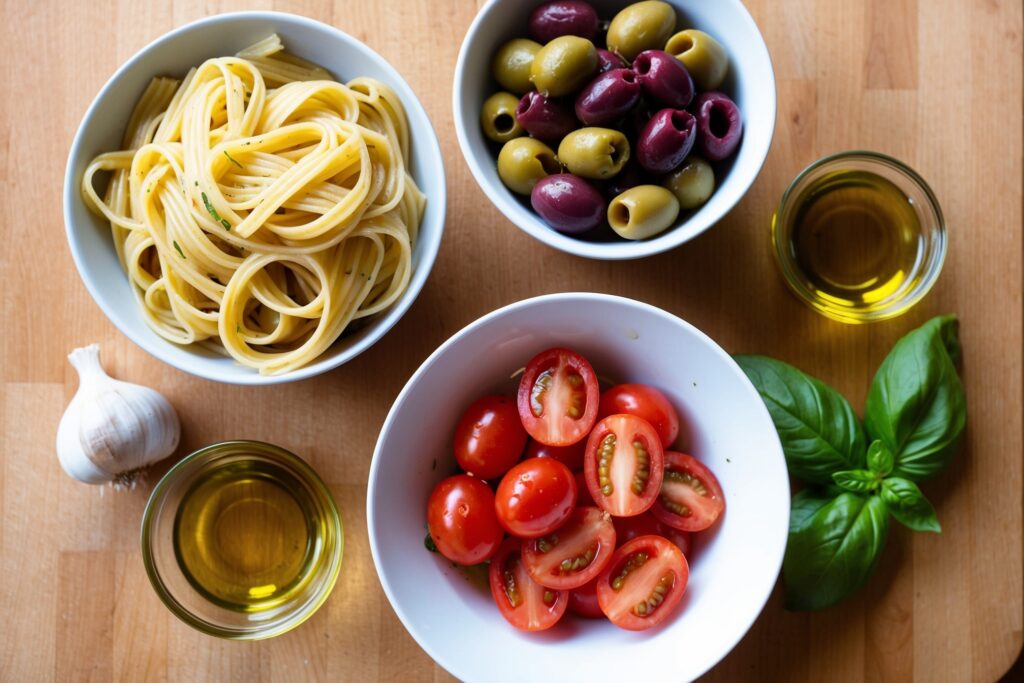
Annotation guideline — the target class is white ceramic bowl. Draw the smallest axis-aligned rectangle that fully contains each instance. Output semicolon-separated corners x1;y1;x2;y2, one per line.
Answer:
368;293;789;682
453;0;776;260
64;12;446;385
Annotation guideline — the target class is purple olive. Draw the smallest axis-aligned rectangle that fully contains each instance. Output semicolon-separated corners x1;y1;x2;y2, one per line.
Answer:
515;91;578;144
531;173;607;233
529;1;600;43
636;109;697;173
575;69;641;126
632;50;695;109
693;91;743;161
624;99;654;142
596;48;627;74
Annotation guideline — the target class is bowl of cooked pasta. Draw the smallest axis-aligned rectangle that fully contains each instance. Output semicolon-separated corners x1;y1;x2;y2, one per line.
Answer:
64;11;446;384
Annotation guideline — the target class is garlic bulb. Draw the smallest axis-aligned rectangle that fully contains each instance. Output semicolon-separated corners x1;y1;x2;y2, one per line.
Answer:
56;344;181;486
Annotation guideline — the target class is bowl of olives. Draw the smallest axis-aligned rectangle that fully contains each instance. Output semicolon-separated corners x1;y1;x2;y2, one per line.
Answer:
453;0;776;260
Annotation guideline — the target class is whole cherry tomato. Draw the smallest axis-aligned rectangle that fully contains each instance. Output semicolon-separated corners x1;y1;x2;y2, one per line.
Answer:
495;457;577;538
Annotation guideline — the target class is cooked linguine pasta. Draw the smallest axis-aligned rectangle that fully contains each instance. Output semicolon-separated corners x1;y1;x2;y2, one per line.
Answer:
82;35;425;375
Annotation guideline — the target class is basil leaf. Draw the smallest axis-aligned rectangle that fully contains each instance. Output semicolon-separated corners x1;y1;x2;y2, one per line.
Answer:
933;315;962;366
736;355;867;484
783;492;889;610
866;440;894;477
790;488;835;532
865;316;967;480
881;477;941;533
832;469;879;493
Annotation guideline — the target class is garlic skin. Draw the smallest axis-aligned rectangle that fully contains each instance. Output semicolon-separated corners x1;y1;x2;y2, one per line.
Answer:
57;344;181;485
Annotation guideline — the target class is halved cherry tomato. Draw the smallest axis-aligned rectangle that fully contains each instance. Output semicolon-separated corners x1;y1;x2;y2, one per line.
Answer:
567;577;604;619
574;470;594;507
522;506;616;590
599;384;680;448
426;475;503;565
489;537;568;631
526;438;586;471
454;395;528;479
517;348;600;446
613;512;691;556
495;457;577;538
650;451;725;532
584;414;665;517
596;535;689;631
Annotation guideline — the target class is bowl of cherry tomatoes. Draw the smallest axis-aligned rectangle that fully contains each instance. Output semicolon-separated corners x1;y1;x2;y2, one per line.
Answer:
368;293;789;681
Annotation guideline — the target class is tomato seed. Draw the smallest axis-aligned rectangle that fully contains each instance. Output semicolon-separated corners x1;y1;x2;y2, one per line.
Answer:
598;434;616;494
665;469;707;496
631;440;650;494
537;533;559;553
611;551;649;590
558;543;598;573
567;391;585;419
631;572;674;616
504;559;523;608
660;494;692;517
530;370;554;417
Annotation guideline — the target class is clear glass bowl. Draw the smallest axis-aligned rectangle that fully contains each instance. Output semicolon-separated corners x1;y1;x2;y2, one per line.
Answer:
141;441;343;639
772;151;947;323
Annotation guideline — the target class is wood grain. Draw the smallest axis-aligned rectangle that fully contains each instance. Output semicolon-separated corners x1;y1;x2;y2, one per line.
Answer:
0;0;1021;681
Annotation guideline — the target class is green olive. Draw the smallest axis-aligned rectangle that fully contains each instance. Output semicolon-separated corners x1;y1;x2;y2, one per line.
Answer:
497;137;561;195
663;156;715;209
665;29;728;91
606;1;677;62
608;185;680;240
530;36;598;97
492;39;542;95
557;127;630;180
480;92;525;144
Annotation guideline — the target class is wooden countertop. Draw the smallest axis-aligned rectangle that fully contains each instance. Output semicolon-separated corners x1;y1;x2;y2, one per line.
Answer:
1;0;1020;680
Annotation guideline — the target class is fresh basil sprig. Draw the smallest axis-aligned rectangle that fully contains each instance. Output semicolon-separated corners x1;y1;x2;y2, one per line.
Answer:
737;315;966;610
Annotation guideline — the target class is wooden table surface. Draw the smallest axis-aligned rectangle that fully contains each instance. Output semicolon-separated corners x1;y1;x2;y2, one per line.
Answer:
1;0;1021;680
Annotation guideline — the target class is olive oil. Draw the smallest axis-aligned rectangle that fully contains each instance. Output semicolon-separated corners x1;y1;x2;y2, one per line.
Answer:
173;459;324;612
785;169;924;315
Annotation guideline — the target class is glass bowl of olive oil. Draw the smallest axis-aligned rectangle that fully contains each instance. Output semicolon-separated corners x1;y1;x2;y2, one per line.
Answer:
772;151;947;323
142;441;343;639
